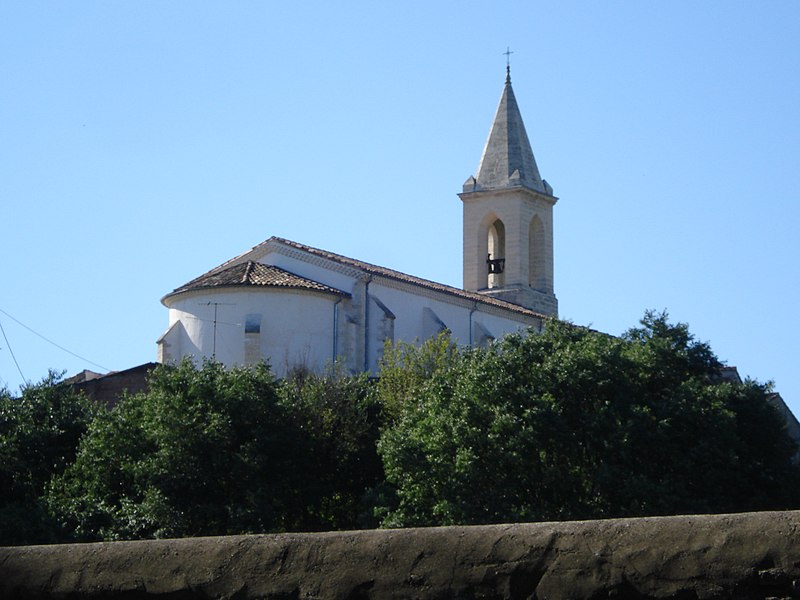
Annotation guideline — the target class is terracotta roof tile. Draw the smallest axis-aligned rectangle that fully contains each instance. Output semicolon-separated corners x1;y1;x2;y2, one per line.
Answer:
169;261;349;297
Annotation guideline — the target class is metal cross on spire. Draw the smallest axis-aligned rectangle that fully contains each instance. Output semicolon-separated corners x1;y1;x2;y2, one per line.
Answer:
503;47;514;83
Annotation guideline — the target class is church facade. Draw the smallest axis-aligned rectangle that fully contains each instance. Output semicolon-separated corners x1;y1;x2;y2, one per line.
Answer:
158;71;558;376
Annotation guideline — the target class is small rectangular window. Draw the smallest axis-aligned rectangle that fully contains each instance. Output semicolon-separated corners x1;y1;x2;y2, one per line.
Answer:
245;314;261;334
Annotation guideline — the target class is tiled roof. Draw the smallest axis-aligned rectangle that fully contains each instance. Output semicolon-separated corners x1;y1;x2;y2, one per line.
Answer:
169;261;349;298
269;237;547;319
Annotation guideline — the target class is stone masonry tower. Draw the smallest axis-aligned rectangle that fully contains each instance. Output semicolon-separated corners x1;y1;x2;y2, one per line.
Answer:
459;68;558;316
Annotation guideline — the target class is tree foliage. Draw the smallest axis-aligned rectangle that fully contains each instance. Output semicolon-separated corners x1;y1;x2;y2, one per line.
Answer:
377;313;800;527
47;359;382;541
0;373;99;545
278;366;384;530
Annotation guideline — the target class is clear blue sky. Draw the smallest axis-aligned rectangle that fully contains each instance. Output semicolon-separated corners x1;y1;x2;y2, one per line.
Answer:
2;2;799;412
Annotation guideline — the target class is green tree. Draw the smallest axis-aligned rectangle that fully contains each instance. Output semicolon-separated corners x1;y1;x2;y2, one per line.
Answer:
0;373;99;545
48;359;301;540
615;311;798;515
377;332;460;423
278;367;383;530
48;359;385;540
377;313;800;527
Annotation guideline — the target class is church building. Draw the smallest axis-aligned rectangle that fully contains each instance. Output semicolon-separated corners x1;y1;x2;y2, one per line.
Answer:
157;69;558;376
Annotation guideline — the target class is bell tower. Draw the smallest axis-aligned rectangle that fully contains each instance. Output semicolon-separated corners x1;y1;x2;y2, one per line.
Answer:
459;67;558;316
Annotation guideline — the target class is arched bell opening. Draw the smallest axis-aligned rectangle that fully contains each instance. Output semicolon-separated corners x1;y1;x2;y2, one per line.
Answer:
487;218;506;289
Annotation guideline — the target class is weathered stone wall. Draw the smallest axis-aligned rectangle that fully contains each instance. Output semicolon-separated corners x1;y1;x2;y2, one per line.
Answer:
3;511;800;599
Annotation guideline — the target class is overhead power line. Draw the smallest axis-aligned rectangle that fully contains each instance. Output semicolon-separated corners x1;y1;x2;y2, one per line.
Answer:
0;307;110;373
0;316;26;383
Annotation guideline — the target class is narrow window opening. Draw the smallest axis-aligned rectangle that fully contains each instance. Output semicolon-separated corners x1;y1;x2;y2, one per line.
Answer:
244;313;262;364
528;216;545;291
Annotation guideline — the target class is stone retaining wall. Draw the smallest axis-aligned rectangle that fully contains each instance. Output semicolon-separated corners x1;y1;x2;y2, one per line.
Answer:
3;510;800;599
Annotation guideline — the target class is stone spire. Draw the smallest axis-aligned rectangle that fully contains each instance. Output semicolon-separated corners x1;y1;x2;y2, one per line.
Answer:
465;71;552;196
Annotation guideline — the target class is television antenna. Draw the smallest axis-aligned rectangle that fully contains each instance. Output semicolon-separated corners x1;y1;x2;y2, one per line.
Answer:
200;302;235;358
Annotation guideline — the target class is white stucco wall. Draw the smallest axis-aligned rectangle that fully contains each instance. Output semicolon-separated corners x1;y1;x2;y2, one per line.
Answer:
161;287;343;377
369;279;538;351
